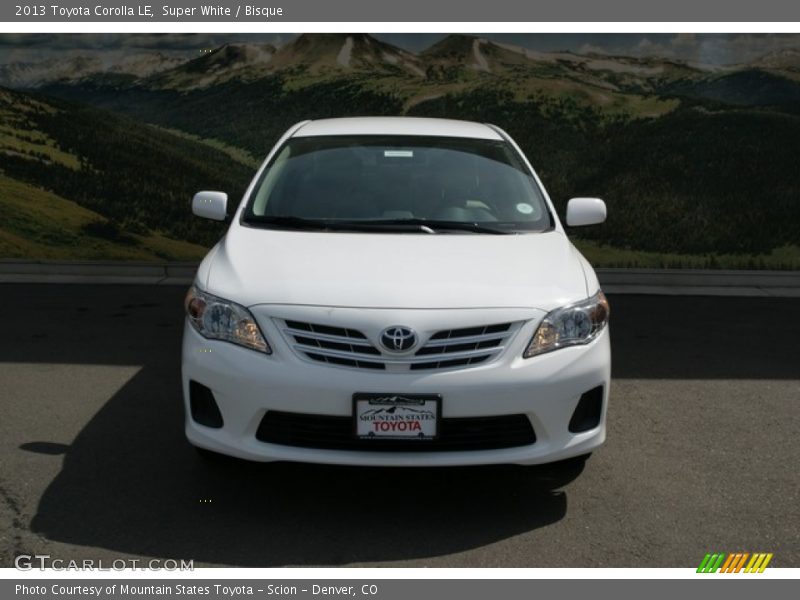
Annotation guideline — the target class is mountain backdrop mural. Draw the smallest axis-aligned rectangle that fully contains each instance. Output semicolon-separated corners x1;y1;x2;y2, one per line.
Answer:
1;33;799;267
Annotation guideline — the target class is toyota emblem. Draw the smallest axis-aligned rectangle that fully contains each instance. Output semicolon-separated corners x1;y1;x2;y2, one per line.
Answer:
380;326;417;352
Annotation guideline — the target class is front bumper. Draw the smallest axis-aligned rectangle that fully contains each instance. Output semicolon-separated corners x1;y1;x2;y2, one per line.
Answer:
181;305;611;466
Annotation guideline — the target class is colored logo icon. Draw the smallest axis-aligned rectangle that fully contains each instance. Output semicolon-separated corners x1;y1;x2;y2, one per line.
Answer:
697;552;773;573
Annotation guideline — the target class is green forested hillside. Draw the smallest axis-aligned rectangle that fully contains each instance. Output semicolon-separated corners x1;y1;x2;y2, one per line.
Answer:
41;75;800;263
408;90;800;255
7;34;800;267
43;76;404;157
0;86;255;258
662;69;800;112
0;174;207;260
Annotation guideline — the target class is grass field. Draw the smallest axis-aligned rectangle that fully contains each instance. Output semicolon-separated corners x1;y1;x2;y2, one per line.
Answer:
574;239;800;270
0;175;208;261
149;125;262;169
0;88;82;169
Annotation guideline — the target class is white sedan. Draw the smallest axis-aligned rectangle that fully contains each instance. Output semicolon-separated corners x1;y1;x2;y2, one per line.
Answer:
182;116;610;468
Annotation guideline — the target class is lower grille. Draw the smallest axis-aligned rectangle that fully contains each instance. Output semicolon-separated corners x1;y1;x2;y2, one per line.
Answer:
256;411;536;451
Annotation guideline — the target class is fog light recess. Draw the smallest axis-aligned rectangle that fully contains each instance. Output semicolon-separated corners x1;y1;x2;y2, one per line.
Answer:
189;380;224;428
568;386;604;433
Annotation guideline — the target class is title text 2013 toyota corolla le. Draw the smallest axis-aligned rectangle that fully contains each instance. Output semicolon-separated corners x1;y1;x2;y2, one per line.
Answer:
182;117;610;469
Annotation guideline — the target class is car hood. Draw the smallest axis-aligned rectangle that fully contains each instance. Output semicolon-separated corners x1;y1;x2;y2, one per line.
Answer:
202;226;590;311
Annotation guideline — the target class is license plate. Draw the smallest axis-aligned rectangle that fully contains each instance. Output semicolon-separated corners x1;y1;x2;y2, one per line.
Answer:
353;393;441;440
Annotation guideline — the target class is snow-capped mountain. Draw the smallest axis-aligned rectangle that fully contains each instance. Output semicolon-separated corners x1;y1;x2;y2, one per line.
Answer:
421;34;536;73
5;34;799;108
418;34;701;92
148;43;277;89
143;34;426;90
750;47;800;76
268;33;425;76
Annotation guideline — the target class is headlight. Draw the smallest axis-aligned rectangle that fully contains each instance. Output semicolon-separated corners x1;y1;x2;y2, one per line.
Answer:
524;291;609;358
185;285;271;354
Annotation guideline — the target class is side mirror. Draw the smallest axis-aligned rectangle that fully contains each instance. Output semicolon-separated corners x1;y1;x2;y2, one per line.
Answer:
192;191;228;221
566;197;606;227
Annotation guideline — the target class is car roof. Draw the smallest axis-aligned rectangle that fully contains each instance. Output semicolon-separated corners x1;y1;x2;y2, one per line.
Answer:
292;117;504;140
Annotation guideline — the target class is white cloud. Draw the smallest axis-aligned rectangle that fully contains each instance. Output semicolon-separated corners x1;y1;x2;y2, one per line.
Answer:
578;43;609;56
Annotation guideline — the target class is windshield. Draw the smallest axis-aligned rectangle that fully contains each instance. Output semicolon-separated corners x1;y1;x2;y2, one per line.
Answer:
243;135;552;233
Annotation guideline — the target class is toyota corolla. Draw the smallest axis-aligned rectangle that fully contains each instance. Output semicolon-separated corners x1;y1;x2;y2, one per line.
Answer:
182;116;610;468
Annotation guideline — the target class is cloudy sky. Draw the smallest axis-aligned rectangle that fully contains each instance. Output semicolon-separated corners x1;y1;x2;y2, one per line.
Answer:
0;33;798;66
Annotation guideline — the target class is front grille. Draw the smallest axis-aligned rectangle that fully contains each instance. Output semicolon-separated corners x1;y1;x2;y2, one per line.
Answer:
256;411;536;451
283;320;386;370
411;323;512;370
281;319;517;372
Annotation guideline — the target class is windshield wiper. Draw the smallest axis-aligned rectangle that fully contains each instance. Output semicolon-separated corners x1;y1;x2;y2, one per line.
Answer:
246;215;439;233
244;215;338;230
245;216;509;234
322;220;441;233
354;219;510;235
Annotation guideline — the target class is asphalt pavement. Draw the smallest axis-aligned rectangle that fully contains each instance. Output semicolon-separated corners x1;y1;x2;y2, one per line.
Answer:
0;284;798;567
